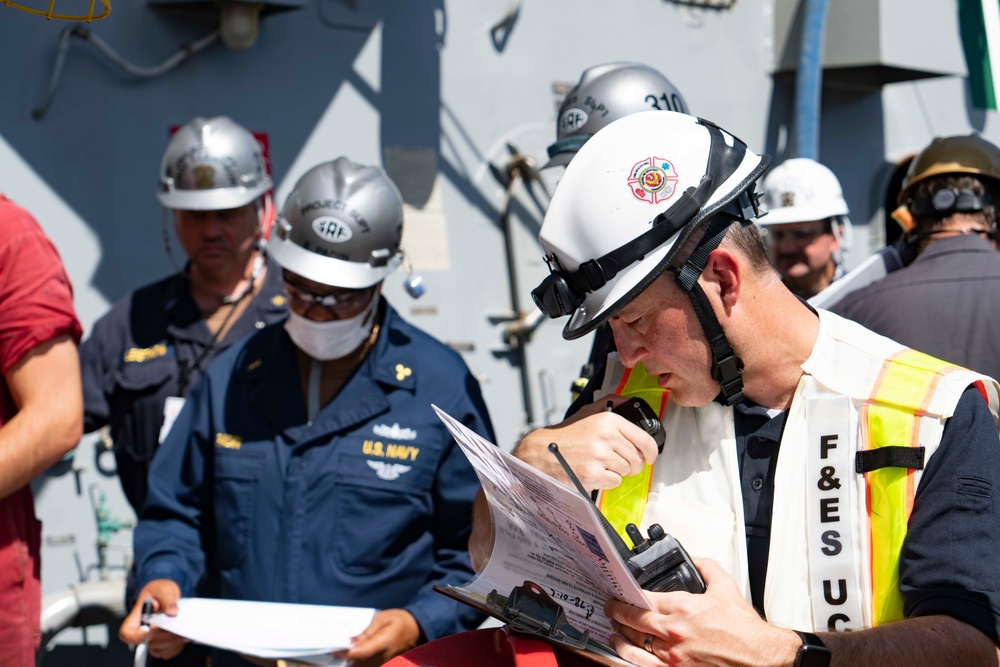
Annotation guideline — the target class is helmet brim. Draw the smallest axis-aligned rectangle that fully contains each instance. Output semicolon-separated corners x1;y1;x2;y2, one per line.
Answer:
157;179;272;211
541;151;574;170
758;203;848;225
267;232;401;289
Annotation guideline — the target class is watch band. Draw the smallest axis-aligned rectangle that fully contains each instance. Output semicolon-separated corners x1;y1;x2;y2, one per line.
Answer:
793;630;832;667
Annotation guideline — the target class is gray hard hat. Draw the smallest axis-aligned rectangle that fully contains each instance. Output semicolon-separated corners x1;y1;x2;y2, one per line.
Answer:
268;157;405;289
157;116;272;211
544;62;688;169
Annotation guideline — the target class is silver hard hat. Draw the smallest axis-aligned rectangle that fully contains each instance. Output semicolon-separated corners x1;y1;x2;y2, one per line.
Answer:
157;116;272;211
269;157;405;289
544;62;689;169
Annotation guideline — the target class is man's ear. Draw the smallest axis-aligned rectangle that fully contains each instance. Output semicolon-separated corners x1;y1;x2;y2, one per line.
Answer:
701;247;741;310
257;192;276;243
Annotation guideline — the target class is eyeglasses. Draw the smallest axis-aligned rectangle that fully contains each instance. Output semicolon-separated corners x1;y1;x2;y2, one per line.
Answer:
763;224;829;244
283;281;375;315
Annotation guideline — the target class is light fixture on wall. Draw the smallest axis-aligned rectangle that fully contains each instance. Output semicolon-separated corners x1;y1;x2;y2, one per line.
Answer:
218;1;264;50
30;0;302;118
148;0;303;51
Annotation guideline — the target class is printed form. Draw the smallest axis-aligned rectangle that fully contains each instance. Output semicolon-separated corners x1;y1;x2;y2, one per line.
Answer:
433;405;653;655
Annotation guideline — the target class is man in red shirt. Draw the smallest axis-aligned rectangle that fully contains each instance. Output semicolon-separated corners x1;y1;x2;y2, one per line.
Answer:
0;195;84;666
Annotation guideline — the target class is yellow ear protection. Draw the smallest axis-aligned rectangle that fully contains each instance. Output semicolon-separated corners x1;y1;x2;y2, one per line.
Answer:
893;188;997;267
890;204;915;233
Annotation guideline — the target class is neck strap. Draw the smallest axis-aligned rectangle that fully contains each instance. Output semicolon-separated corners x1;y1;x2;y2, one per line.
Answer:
669;215;748;406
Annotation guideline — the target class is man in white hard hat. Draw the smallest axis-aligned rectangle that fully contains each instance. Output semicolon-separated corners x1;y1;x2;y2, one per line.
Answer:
544;62;690;404
81;117;289;667
759;157;851;299
470;111;1000;665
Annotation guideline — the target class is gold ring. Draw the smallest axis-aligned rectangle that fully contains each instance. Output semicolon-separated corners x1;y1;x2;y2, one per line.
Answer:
643;633;655;653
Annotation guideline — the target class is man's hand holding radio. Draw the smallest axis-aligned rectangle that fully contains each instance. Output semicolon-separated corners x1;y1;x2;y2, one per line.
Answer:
511;394;659;491
470;393;660;572
606;558;801;667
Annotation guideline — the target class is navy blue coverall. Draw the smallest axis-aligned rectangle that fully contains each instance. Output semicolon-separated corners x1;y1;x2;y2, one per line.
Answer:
80;264;287;513
133;302;492;660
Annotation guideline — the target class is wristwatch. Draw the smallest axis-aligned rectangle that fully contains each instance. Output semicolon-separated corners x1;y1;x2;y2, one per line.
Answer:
793;630;831;667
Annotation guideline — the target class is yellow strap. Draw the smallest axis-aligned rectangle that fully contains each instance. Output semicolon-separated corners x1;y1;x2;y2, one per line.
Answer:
865;349;955;625
597;362;668;542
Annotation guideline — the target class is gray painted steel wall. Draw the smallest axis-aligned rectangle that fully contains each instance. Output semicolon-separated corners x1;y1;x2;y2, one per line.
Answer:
0;0;996;659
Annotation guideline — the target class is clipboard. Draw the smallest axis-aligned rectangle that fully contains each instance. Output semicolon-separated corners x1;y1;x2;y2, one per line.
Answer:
435;582;632;667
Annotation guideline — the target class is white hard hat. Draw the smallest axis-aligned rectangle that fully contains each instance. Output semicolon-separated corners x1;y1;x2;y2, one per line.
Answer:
532;110;769;340
760;157;849;225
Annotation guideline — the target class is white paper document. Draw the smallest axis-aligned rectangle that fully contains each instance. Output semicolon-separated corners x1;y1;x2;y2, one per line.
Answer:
432;405;653;658
149;598;376;665
807;246;904;310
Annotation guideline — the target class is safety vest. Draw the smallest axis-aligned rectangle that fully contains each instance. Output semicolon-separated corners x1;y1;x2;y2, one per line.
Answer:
595;310;1000;632
595;362;667;542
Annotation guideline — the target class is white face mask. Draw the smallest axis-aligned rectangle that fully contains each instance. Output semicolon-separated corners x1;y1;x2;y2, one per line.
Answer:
284;297;378;361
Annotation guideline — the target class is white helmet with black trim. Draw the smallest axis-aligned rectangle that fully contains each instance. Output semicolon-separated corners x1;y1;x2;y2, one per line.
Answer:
760;157;852;272
531;111;770;404
268;157;404;289
760;158;849;225
544;62;688;169
157;116;272;211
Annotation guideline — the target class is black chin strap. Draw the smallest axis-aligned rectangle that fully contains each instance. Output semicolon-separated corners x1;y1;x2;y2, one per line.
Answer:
669;215;746;406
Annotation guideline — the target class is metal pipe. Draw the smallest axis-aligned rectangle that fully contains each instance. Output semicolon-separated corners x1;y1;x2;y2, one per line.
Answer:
33;25;220;119
40;578;128;649
498;159;535;426
793;0;830;159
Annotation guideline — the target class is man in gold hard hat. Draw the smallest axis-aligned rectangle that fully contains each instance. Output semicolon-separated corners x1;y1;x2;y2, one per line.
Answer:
833;133;1000;380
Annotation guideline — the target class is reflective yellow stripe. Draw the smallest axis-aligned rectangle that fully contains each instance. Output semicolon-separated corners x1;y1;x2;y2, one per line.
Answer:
597;362;668;542
865;349;956;626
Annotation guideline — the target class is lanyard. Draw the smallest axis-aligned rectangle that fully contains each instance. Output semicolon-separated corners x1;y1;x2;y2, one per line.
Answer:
176;257;263;394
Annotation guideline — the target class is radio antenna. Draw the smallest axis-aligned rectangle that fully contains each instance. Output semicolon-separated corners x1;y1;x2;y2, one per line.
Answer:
548;442;633;562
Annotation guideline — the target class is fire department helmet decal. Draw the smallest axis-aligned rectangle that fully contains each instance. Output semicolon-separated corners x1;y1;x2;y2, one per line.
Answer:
628;156;679;205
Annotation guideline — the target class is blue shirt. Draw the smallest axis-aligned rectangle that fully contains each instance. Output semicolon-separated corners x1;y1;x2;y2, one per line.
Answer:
134;301;493;646
80;263;288;512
